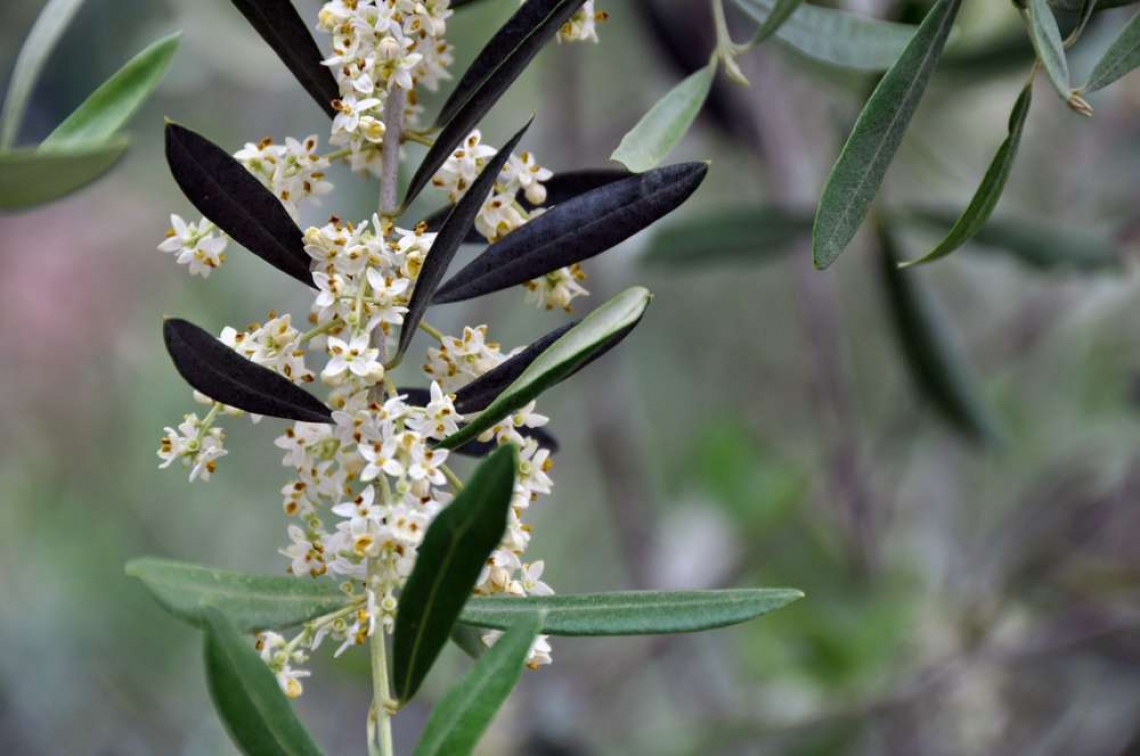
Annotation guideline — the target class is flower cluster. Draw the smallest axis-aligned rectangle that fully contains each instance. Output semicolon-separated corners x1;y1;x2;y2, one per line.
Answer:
318;0;454;174
150;0;623;697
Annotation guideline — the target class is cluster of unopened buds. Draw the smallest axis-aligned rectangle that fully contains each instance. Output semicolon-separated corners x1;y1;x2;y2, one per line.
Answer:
154;0;608;695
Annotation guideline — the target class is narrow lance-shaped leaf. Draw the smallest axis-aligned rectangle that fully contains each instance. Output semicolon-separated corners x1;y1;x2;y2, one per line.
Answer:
899;81;1032;268
812;0;961;270
0;0;86;149
202;607;324;756
435;0;584;128
393;445;517;703
896;208;1123;272
402;0;586;208
732;0;918;72
1083;10;1140;93
126;558;351;632
459;589;805;636
165;123;312;286
229;0;339;117
434;163;707;304
439;287;650;450
400;387;560;456
1024;0;1089;113
644;206;813;267
611;60;716;173
0;139;127;210
414;613;542;756
41;33;181;149
164;318;333;423
745;0;805;46
876;221;998;443
397;121;531;361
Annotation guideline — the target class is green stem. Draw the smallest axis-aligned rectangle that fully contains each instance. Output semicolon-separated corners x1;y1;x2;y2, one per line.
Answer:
367;563;396;756
441;463;465;491
402;130;435;147
417;320;445;343
300;317;343;344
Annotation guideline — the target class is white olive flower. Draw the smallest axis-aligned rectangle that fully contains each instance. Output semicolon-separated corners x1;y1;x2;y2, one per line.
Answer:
157;214;228;277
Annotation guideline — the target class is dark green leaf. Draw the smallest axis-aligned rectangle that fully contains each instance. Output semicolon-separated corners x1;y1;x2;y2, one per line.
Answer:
414;613;542;756
42;33;180;149
0;139;127;209
126;558;351;632
899;82;1032;268
229;0;339;117
812;0;962;270
644;206;813;266
164;318;333;423
403;0;586;207
1083;10;1140;92
419;169;631;240
459;589;804;636
202;607;323;756
439;288;650;450
611;60;716;173
435;0;584;128
165;123;312;286
877;222;997;443
897;208;1123;272
0;0;86;149
732;0;918;72
393;446;517;703
434;162;707;303
398;121;531;361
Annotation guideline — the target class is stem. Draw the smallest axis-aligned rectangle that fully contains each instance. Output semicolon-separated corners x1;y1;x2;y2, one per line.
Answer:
367;573;395;756
402;130;435;147
300;317;343;344
417;320;445;342
379;87;407;218
441;463;465;491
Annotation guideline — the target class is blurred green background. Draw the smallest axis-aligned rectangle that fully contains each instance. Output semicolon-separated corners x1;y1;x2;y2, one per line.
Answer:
4;0;1140;753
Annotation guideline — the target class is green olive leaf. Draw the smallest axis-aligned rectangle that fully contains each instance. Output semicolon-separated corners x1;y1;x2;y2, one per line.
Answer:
896;208;1123;272
414;613;542;756
611;60;716;173
745;0;805;47
899;81;1032;268
126;558;351;632
812;0;962;270
0;0;87;149
1025;0;1082;110
458;589;804;636
438;287;650;451
202;607;323;755
1083;10;1140;92
732;0;918;72
41;33;180;149
393;445;517;704
0;138;128;210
